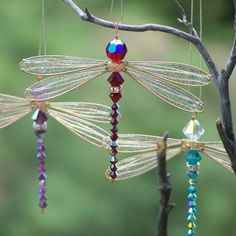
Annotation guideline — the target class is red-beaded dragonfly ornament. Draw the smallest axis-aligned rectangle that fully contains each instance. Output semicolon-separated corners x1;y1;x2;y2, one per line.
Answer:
20;36;212;181
0;93;111;211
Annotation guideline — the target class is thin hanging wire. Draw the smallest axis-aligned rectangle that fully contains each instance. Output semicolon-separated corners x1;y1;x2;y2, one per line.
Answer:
198;0;203;100
38;0;47;56
189;0;194;65
110;0;124;36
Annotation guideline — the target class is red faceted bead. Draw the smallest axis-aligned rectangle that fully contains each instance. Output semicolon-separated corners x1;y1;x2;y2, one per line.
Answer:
111;126;119;133
106;39;127;63
110;164;118;172
110;118;118;126
108;72;124;86
109;93;122;103
111;103;119;110
110;110;119;118
110;171;117;180
110;133;118;141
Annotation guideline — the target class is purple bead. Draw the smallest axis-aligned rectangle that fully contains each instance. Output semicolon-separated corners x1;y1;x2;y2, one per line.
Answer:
107;72;124;86
32;109;48;124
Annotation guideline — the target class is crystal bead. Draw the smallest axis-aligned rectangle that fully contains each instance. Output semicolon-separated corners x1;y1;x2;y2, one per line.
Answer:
187;193;197;200
109;93;122;103
185;150;202;165
110;171;117;180
110;133;118;141
110;110;119;118
110;164;118;172
106;39;127;63
32;109;48;124
188;201;196;207
109;155;117;164
188;186;196;193
111;126;119;133
187;214;197;222
188;207;197;214
188;222;196;229
183;118;204;141
110;86;122;93
110;118;119;126
111;103;119;110
189;179;197;185
187;229;196;236
108;72;124;86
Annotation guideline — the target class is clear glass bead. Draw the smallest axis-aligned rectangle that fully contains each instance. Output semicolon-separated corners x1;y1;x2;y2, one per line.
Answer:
183;118;205;141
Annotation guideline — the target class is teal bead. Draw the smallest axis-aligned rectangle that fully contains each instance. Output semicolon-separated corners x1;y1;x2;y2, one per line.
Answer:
188;185;196;193
185;150;202;165
187;214;197;222
188;207;197;214
187;229;196;236
187;171;199;179
188;200;196;207
187;193;197;200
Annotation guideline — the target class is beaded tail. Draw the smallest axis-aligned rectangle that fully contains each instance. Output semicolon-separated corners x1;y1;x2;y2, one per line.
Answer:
32;109;48;212
183;117;204;236
108;72;124;182
185;150;201;236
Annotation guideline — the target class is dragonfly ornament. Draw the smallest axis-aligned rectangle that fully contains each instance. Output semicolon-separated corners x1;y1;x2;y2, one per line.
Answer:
103;118;232;236
20;36;212;181
0;93;112;211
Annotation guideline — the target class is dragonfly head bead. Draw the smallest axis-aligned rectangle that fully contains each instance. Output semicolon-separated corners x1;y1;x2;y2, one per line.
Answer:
106;38;127;63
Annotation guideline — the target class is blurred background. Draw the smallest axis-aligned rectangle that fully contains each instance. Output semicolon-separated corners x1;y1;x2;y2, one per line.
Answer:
0;0;235;235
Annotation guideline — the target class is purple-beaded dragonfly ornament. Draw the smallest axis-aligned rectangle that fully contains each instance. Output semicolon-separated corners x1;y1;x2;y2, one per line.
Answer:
0;93;112;212
104;118;233;236
19;36;211;181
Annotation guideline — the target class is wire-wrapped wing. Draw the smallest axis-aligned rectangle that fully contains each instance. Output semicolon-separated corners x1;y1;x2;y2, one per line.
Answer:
105;148;182;180
25;66;107;101
101;134;181;153
47;109;109;147
202;141;234;173
125;69;204;113
20;55;106;75
0;94;31;128
48;102;111;123
128;61;211;86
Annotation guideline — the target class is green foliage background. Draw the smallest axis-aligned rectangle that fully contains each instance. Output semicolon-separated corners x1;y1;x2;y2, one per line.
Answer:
0;1;235;236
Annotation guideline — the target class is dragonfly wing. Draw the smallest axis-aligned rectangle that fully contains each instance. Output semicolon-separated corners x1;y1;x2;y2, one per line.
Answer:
20;55;106;75
48;102;111;123
47;109;109;147
105;147;182;180
101;133;181;153
0;94;31;128
25;66;107;101
128;61;211;86
125;69;204;113
202;142;234;174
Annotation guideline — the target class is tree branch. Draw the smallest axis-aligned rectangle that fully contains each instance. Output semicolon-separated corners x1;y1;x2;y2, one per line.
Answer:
157;134;175;236
63;0;218;79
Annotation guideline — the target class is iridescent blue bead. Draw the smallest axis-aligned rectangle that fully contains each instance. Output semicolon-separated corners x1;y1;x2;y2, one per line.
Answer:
188;185;197;193
110;141;118;147
109;155;117;163
187;214;197;222
187;193;197;200
188;200;196;207
187;171;199;179
185;150;202;165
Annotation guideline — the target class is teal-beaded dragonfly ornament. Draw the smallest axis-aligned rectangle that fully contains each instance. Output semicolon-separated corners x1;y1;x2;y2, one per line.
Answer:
103;118;232;236
19;37;212;181
0;93;111;211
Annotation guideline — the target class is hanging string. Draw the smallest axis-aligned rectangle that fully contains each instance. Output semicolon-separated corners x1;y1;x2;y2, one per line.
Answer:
38;0;47;56
110;0;124;24
189;0;194;65
198;0;203;100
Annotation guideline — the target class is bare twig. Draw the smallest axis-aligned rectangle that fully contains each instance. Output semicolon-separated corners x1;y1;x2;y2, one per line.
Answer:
216;118;236;173
63;0;236;182
157;134;175;236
